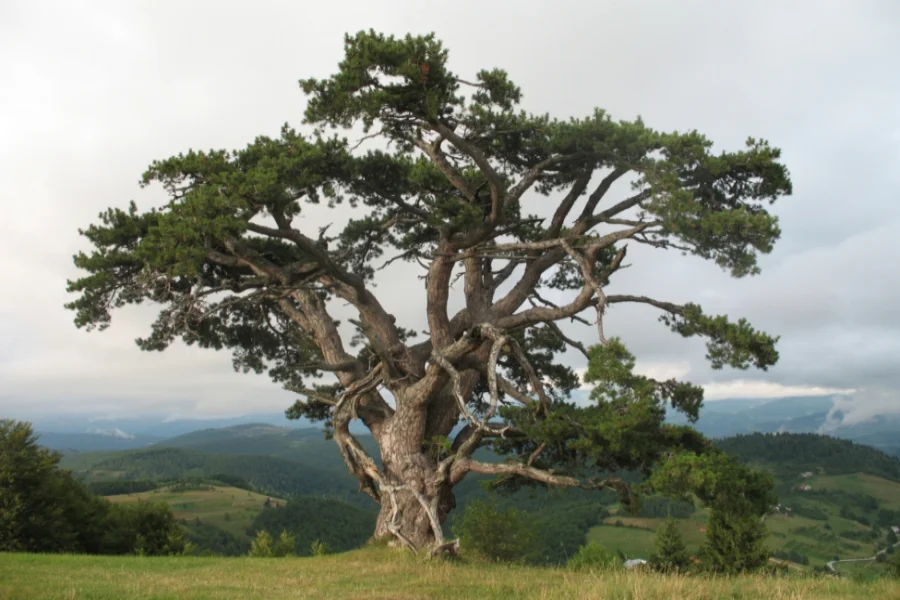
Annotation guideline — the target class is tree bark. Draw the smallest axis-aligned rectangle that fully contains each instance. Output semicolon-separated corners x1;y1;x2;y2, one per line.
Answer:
370;402;455;551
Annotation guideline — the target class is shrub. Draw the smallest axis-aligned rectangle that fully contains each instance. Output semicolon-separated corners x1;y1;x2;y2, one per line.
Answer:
567;541;621;572
249;530;275;557
452;497;539;563
310;539;330;556
249;529;296;558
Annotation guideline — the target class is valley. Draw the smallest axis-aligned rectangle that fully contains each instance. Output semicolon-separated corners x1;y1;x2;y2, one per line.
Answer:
48;419;900;574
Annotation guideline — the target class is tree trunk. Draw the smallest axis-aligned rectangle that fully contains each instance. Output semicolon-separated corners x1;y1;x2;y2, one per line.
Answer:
370;406;456;551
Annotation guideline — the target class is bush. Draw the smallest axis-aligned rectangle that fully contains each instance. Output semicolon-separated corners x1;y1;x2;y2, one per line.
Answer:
310;539;330;556
453;496;539;563
249;530;275;557
567;541;621;572
249;529;296;557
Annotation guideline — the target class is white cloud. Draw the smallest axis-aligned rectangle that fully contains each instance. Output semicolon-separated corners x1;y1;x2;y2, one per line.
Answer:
700;380;855;402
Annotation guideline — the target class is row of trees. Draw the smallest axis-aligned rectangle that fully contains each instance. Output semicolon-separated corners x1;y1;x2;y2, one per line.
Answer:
0;420;187;556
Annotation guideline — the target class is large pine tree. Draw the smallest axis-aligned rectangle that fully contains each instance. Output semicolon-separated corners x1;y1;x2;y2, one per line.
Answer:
67;30;791;552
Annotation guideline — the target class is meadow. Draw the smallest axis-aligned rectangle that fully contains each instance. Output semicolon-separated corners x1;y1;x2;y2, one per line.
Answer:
2;547;898;600
106;485;280;540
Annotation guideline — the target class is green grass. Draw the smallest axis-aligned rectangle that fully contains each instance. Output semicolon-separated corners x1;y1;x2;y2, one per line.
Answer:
1;548;897;600
106;485;279;539
812;474;900;510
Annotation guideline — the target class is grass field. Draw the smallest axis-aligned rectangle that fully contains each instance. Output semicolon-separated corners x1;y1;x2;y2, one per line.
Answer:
106;485;280;539
1;548;898;600
812;474;900;510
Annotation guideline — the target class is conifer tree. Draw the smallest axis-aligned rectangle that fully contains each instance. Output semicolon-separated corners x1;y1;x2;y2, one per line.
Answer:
650;518;690;574
66;30;790;553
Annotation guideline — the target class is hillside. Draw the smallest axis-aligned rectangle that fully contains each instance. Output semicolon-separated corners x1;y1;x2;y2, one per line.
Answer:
1;548;897;600
158;424;381;472
590;434;900;569
715;433;900;482
65;446;371;507
57;425;900;571
657;395;900;456
106;484;279;542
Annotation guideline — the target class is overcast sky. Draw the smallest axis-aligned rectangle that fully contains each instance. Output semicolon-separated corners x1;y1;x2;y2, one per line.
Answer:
1;0;898;422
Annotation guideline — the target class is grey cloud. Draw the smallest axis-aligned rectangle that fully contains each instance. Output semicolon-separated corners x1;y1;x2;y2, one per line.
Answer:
1;0;899;419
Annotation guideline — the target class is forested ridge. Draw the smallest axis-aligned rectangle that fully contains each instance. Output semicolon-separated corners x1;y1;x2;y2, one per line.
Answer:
715;433;900;482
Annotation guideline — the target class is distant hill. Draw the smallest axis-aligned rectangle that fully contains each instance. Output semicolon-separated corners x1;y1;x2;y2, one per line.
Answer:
157;423;380;472
64;446;371;507
657;395;900;456
715;432;900;482
34;431;163;453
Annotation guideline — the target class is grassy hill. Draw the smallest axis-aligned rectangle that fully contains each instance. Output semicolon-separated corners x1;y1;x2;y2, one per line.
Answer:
63;446;371;507
1;548;898;600
586;434;900;570
106;484;279;541
55;426;900;571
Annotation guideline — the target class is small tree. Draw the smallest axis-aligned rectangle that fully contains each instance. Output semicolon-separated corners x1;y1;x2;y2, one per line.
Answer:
273;529;297;557
310;539;331;556
650;519;690;574
888;529;898;545
452;496;538;563
701;509;769;574
249;530;275;557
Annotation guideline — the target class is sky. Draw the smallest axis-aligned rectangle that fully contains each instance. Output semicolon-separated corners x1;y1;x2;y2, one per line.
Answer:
1;0;898;423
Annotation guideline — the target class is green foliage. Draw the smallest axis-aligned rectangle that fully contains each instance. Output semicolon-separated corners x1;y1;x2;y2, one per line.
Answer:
888;529;898;545
249;529;296;558
650;519;691;573
248;530;275;557
566;541;621;572
493;338;710;495
82;447;367;506
0;419;188;557
248;496;374;556
453;497;539;563
0;419;114;553
274;530;297;557
716;433;900;483
86;480;160;496
64;29;791;546
183;520;248;556
102;501;187;556
890;552;900;579
700;509;770;574
310;539;330;556
648;451;774;574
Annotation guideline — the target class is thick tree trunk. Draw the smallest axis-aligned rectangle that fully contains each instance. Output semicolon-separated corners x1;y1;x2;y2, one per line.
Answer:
372;474;455;550
370;404;456;551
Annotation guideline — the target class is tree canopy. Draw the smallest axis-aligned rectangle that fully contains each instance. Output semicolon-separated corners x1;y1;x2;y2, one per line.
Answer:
67;30;791;552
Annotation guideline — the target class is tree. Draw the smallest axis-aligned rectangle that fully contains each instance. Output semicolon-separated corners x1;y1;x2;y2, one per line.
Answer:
452;496;538;563
647;452;774;573
0;419;112;553
65;30;791;553
249;530;275;558
888;529;898;545
650;519;690;574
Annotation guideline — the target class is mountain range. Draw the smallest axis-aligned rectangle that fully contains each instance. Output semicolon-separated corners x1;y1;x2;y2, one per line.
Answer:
26;393;900;457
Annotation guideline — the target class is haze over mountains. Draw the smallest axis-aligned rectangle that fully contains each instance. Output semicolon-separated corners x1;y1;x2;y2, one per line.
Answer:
27;393;900;457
